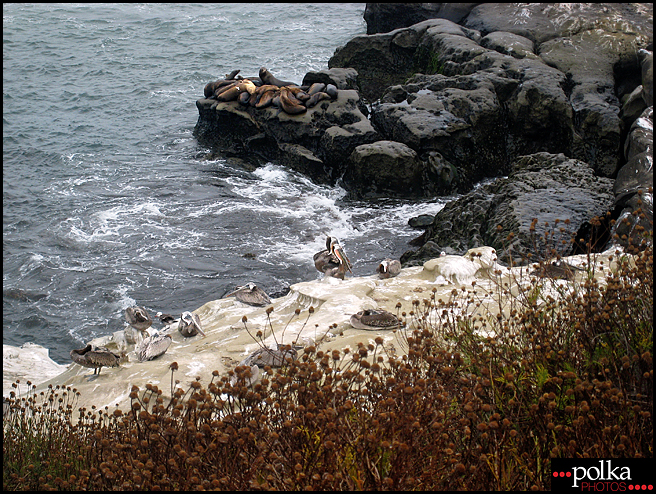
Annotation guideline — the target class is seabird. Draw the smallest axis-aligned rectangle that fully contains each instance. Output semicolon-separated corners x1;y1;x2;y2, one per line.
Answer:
70;345;122;375
125;306;153;332
313;236;353;279
530;260;584;281
376;258;402;279
224;283;272;307
178;311;205;337
239;344;297;368
137;333;172;362
350;309;401;330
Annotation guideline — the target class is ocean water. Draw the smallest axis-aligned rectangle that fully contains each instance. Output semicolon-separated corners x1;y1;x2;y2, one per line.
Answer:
3;3;448;365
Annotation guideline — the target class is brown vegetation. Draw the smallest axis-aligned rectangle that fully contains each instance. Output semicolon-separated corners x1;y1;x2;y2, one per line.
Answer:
4;210;653;490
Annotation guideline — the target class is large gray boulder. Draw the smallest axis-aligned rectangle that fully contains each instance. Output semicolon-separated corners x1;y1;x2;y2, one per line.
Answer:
402;153;616;265
330;9;652;178
612;106;654;247
343;140;426;198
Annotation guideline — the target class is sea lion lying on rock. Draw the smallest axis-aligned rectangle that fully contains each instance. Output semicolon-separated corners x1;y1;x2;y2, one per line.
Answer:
279;86;307;114
259;66;298;87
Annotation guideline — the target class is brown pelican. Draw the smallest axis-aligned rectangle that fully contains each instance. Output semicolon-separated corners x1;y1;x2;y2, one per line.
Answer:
350;309;401;330
178;311;205;337
530;260;583;281
423;246;498;285
156;312;177;325
70;345;122;375
239;344;297;368
376;258;402;279
137;333;172;362
125;306;153;332
224;283;272;307
313;236;353;279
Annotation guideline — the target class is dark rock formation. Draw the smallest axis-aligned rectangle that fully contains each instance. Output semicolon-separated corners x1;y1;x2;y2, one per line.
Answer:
611;106;654;247
401;153;616;266
364;3;479;35
194;85;379;184
194;4;652;265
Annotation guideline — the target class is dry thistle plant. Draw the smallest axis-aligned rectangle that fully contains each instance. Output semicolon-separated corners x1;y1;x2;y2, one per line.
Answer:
3;210;652;491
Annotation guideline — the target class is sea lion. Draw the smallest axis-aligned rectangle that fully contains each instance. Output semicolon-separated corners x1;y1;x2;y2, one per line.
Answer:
259;67;298;87
256;88;279;109
204;81;218;98
216;79;257;102
305;91;331;108
205;79;240;98
287;86;310;102
307;82;326;95
248;84;278;107
325;84;338;99
238;91;251;105
225;69;240;80
279;87;307;114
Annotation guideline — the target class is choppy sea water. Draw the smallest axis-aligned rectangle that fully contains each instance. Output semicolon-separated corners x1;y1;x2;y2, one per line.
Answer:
3;3;449;365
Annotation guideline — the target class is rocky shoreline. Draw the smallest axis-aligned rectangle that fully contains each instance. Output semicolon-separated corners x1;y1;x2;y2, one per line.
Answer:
4;3;653;415
194;3;653;265
3;246;627;412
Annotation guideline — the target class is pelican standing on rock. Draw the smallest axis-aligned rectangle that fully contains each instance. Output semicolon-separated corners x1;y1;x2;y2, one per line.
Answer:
178;311;205;337
125;306;153;331
224;283;272;306
70;345;123;375
376;258;402;279
313;236;353;279
137;333;172;362
350;309;401;330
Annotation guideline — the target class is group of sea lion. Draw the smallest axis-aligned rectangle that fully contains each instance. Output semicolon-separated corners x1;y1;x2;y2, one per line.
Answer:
203;67;338;115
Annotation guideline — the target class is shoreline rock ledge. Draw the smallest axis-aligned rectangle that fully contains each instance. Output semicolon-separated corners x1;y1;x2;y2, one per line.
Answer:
195;3;652;265
4;247;628;413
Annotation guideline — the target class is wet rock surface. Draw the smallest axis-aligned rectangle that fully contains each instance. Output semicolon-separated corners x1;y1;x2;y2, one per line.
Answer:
195;4;653;265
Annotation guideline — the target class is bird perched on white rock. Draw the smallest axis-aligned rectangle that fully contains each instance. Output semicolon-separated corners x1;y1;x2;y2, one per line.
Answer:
224;283;272;306
422;246;499;286
178;311;205;337
136;333;172;362
314;236;353;280
350;309;401;330
70;345;124;375
125;306;153;331
376;258;402;279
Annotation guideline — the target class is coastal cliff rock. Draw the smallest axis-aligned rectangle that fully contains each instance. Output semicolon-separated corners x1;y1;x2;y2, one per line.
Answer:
5;247;626;411
401;153;616;266
194;83;379;184
194;4;652;266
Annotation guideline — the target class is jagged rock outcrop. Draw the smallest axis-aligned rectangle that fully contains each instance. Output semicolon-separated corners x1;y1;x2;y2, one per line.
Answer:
401;152;616;266
194;4;652;265
364;3;479;35
194;80;379;184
